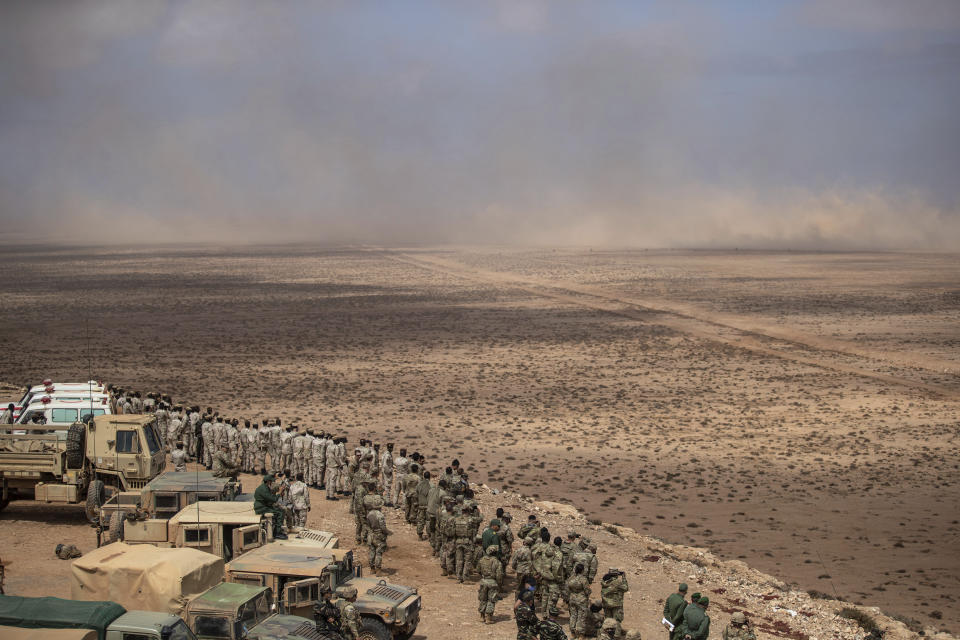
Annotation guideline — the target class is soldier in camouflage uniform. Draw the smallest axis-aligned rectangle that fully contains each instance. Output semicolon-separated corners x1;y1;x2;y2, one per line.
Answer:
312;590;343;638
336;587;362;639
438;497;457;574
536;611;569;640
515;590;539;639
498;512;515;572
415;469;431;539
517;514;540;543
364;494;389;573
213;444;240;479
289;473;310;528
511;536;535;597
379;443;394;504
402;463;421;524
352;475;372;544
452;504;474;583
567;563;592;639
171;442;187;472
600;568;629;624
560;530;580;606
425;476;443;551
477;545;503;624
583;602;605;638
533;534;563;616
722;611;755;640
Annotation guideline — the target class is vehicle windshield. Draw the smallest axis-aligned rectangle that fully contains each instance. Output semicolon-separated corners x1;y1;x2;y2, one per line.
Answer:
143;423;162;454
163;620;198;640
193;615;231;638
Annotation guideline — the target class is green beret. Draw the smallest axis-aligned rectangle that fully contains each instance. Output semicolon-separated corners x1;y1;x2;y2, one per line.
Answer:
679;583;688;592
691;592;701;602
263;473;275;481
490;519;502;528
699;596;709;606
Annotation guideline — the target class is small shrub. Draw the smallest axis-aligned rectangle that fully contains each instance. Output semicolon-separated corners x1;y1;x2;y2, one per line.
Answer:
839;607;879;633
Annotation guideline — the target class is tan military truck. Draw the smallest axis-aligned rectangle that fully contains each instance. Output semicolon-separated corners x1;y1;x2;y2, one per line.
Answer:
100;471;242;543
0;415;166;520
225;543;420;640
71;543;338;640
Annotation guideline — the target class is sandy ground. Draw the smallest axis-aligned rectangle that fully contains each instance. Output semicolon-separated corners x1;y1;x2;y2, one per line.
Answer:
1;245;958;634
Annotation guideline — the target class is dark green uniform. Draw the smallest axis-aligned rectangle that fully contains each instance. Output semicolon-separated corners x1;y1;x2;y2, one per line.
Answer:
676;602;709;640
664;591;687;629
253;479;284;537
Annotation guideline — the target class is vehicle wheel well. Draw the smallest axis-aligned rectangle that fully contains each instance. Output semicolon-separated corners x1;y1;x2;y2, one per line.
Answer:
357;615;391;640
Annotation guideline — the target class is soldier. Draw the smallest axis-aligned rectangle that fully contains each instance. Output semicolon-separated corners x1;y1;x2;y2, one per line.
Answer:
289;472;310;529
213;444;240;479
365;494;389;573
291;428;305;478
302;429;316;485
663;583;688;635
1;403;14;424
154;403;169;450
515;590;540;640
416;469;431;539
452;503;475;583
518;514;540;543
392;448;410;507
171;442;187;472
511;537;535;597
425;476;443;551
279;425;294;472
585;541;599;584
676;596;709;640
583;602;605;638
482;519;502;560
325;436;340;500
187;408;202;459
438;497;458;576
352;475;371;544
336;586;362;640
227;418;240;467
722;611;755;640
560;530;580;605
55;543;83;560
244;422;259;473
256;420;270;474
380;443;394;504
313;589;342;636
536;610;569;640
201;415;214;469
403;463;421;523
567;564;592;640
237;420;248;470
599;618;623;640
498;512;515;572
311;431;326;489
166;406;183;452
477;545;503;624
212;416;227;461
335;437;349;494
600;568;629;624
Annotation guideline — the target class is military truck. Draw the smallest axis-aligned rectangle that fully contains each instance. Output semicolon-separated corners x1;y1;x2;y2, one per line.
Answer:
100;471;242;543
0;594;193;640
0;415;166;520
225;543;420;640
70;544;336;640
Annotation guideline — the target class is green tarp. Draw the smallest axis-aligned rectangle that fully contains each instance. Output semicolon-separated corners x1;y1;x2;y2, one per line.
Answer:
0;594;126;640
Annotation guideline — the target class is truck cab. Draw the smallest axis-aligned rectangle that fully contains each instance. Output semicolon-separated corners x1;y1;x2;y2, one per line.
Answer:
183;583;273;640
224;544;420;640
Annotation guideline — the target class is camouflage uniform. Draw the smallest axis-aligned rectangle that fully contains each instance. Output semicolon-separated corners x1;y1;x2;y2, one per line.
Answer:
352;479;370;544
477;546;503;623
515;598;540;640
402;469;420;523
365;497;388;572
415;475;431;539
288;479;310;528
452;511;474;582
171;448;187;472
566;572;591;638
533;544;563;615
599;570;629;623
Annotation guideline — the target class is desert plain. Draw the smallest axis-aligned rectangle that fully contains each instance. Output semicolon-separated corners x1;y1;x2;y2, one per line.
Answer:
0;245;958;634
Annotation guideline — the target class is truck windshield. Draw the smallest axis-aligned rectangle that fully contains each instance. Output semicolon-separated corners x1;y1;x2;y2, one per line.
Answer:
143;423;162;454
193;615;231;638
162;620;198;640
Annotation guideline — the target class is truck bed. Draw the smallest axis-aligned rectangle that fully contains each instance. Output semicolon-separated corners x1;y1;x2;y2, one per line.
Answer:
0;432;64;476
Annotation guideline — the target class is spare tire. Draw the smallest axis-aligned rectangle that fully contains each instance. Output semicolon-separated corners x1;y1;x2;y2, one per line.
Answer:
65;423;86;469
108;509;126;543
85;479;105;524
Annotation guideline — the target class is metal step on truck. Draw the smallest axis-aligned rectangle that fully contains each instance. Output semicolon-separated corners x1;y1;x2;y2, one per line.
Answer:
0;414;166;520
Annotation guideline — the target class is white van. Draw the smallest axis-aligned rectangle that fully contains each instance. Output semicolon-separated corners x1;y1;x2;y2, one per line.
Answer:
15;396;112;429
13;380;105;420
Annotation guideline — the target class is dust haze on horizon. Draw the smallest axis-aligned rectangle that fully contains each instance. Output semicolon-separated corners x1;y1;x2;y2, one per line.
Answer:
2;1;959;250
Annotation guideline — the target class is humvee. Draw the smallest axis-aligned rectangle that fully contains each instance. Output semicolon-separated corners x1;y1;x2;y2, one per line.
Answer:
122;500;274;560
101;471;242;543
225;543;420;640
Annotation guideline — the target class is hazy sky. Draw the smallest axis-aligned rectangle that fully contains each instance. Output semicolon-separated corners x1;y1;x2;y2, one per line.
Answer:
2;1;959;248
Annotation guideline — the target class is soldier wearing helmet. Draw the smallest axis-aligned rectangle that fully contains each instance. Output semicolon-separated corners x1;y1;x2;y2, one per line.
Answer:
336;586;361;639
722;611;755;640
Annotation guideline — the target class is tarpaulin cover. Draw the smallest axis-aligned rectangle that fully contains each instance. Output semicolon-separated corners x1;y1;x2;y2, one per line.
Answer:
0;594;124;640
71;542;224;617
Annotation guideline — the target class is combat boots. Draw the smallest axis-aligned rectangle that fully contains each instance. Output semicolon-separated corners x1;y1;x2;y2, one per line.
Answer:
484;613;494;625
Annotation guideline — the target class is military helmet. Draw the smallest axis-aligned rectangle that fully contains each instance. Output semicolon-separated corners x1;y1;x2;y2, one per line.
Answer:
486;545;499;555
601;618;619;630
367;495;385;509
731;612;746;624
55;543;64;555
338;586;358;599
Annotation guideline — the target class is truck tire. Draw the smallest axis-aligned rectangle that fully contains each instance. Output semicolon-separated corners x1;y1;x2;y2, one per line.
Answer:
65;423;86;469
107;509;126;543
85;479;105;524
357;617;391;640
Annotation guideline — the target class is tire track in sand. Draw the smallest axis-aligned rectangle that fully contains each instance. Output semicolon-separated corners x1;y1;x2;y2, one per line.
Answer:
386;250;960;401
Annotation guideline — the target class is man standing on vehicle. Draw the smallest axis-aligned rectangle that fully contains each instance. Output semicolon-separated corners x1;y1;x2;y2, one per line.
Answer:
254;473;287;540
